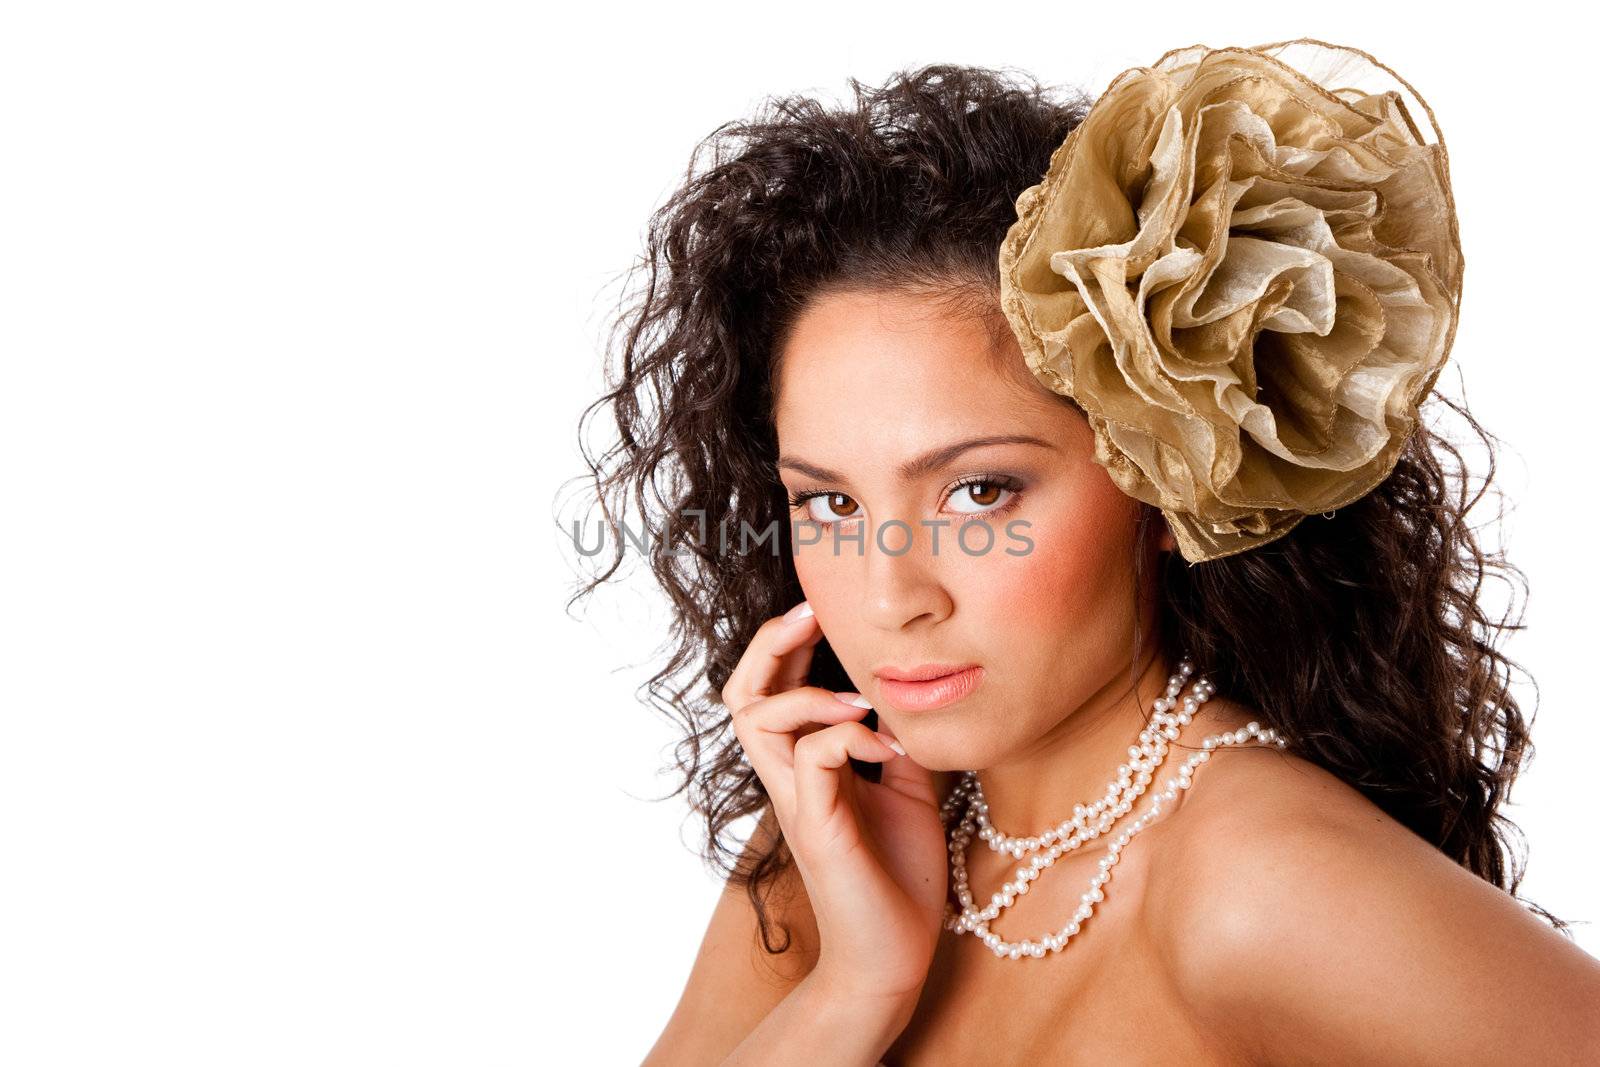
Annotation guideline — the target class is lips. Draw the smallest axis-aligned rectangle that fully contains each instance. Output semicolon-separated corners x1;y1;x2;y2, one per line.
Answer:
874;664;985;713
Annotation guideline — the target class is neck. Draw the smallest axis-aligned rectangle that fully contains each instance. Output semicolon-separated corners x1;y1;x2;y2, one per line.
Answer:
970;646;1186;832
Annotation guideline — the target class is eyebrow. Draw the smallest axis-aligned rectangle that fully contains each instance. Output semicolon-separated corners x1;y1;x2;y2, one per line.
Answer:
777;433;1058;483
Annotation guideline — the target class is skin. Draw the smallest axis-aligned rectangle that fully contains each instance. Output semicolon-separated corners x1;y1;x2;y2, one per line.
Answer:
773;285;1184;829
714;286;1600;1065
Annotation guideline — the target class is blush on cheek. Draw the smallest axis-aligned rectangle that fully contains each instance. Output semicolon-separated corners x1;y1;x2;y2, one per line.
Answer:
998;488;1141;634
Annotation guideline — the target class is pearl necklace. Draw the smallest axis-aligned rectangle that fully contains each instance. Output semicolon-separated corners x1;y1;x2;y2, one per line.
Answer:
940;656;1287;960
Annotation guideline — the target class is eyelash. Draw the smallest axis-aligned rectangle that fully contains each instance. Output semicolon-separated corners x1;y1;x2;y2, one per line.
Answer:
786;474;1025;524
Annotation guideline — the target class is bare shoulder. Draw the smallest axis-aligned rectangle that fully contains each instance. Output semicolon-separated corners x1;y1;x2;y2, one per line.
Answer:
643;808;822;1065
1143;738;1600;1065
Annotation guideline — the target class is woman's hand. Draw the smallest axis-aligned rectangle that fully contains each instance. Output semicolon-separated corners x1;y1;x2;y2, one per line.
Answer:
721;600;948;1009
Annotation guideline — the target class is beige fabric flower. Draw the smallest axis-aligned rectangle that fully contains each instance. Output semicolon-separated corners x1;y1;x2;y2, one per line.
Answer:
998;39;1464;563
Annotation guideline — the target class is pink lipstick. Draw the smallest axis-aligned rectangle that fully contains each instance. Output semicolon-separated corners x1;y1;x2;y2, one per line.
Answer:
874;663;984;713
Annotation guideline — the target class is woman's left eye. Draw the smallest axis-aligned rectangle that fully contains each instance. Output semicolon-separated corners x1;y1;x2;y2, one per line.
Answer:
946;479;1018;515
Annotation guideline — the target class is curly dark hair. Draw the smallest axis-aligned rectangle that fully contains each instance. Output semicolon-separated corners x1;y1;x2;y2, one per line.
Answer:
563;62;1569;957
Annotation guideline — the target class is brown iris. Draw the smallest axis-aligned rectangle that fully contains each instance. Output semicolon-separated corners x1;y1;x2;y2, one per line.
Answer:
822;493;858;517
963;482;1003;508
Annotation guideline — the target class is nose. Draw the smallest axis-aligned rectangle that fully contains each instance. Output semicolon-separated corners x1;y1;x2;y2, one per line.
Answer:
857;517;954;632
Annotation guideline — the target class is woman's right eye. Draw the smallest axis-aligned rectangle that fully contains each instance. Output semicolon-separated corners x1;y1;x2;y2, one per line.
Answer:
790;491;861;524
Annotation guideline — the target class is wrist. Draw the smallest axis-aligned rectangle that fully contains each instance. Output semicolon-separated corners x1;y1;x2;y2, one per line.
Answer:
718;968;920;1067
801;965;924;1033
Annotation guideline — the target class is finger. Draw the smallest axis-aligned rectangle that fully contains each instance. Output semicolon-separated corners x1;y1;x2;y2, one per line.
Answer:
874;725;938;806
720;603;824;713
732;687;875;814
793;720;901;829
771;617;826;694
734;687;874;769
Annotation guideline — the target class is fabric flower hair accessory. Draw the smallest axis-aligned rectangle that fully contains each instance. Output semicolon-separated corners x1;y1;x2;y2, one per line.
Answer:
998;38;1464;563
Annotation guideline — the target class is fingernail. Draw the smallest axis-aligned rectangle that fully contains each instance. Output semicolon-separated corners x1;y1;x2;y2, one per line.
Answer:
834;691;873;709
876;732;906;757
784;600;815;624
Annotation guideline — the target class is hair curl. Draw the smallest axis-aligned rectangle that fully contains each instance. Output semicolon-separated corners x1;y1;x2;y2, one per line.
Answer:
565;63;1568;957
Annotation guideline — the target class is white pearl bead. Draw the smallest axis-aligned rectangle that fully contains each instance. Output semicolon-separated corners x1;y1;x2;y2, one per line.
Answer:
943;664;1288;961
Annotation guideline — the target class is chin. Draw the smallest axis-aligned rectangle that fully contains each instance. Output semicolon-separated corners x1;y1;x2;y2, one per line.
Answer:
885;708;1009;771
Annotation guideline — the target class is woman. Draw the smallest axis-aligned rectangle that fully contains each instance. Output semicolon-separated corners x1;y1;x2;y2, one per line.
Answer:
575;39;1600;1064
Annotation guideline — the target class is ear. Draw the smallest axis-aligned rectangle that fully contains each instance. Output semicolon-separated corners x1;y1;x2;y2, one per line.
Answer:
1139;504;1178;557
1156;517;1176;555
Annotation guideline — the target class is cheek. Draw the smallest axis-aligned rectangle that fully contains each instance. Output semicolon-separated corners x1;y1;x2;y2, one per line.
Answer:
792;543;855;605
993;482;1141;634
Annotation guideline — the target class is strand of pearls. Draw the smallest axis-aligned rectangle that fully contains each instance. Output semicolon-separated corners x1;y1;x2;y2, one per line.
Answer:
939;656;1288;960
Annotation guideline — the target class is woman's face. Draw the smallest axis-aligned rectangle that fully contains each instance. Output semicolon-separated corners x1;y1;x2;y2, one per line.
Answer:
773;286;1172;771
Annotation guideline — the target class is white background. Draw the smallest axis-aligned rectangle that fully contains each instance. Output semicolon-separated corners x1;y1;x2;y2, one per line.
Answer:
2;2;1594;1063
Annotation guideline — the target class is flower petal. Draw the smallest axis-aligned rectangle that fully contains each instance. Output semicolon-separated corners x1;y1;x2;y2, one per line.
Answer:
998;40;1464;563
